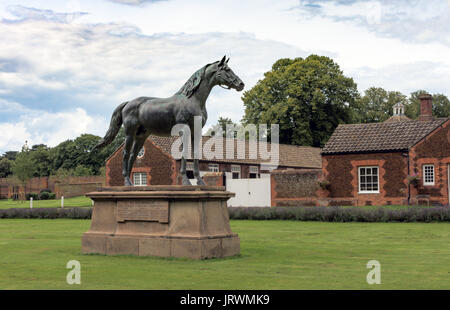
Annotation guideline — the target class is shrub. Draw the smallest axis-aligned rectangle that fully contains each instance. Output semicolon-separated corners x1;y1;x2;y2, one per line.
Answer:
26;193;39;201
40;188;52;194
48;192;56;199
317;178;330;190
227;206;450;223
0;207;92;219
39;191;50;200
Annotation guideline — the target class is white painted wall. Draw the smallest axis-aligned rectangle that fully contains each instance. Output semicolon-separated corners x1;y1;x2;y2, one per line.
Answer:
226;174;271;207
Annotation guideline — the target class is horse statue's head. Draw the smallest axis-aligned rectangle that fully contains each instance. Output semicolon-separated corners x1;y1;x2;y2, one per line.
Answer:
210;55;245;92
176;56;245;98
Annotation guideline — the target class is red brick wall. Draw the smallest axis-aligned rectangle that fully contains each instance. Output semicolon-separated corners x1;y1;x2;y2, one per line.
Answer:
409;120;450;205
202;172;224;186
270;169;322;206
0;176;105;199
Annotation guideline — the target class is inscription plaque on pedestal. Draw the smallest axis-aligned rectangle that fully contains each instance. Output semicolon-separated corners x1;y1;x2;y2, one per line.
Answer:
117;199;169;223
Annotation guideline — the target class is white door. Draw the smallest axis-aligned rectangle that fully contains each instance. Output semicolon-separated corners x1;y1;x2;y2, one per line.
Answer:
226;177;271;207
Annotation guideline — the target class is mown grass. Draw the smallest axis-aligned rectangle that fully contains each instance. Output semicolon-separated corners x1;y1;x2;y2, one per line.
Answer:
0;219;448;289
0;196;92;209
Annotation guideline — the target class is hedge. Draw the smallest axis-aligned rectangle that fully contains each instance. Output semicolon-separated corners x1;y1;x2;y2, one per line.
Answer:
228;206;450;223
0;207;92;219
1;206;449;222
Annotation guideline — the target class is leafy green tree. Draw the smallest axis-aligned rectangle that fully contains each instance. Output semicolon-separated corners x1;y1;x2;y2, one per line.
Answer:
12;149;37;196
73;165;94;176
1;151;18;161
242;55;359;147
29;144;52;177
0;158;13;178
353;87;409;123
406;90;450;119
50;132;122;175
206;117;237;137
50;139;76;172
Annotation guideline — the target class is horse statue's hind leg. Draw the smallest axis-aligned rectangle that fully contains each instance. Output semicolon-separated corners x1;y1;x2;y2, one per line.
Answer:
126;130;149;185
122;134;135;186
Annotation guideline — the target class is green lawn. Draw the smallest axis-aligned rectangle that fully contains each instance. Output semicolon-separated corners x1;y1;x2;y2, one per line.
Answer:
0;196;92;209
0;219;448;289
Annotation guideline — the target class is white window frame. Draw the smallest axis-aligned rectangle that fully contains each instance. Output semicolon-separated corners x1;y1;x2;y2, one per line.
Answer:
358;166;379;194
133;172;147;186
249;166;259;174
231;165;241;179
186;162;194;171
423;164;435;186
208;163;219;172
249;165;259;178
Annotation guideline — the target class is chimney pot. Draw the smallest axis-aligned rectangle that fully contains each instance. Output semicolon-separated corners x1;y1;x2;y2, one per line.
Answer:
418;92;433;121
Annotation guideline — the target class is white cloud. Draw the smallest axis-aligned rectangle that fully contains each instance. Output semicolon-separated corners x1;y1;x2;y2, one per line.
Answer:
0;106;107;153
7;4;87;23
0;122;30;152
108;0;165;5
347;61;450;96
0;1;449;154
298;0;450;45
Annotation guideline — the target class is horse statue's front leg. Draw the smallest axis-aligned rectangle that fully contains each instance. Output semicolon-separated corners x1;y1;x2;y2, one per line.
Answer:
122;135;134;186
193;159;205;186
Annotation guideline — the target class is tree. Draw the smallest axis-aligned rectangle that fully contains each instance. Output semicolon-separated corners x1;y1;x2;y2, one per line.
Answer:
1;151;18;161
353;87;409;123
12;149;36;199
406;90;450;119
50;132;122;175
73;165;94;176
242;55;359;147
29;144;52;177
0;158;13;178
206;117;237;137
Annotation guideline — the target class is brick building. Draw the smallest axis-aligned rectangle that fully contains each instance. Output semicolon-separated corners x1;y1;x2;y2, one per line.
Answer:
321;94;450;206
105;136;322;187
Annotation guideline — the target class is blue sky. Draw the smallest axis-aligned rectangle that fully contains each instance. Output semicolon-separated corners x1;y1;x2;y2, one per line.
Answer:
0;0;449;153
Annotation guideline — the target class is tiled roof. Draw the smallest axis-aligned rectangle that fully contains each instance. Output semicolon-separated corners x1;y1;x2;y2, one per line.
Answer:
384;115;411;123
149;135;322;168
321;118;448;154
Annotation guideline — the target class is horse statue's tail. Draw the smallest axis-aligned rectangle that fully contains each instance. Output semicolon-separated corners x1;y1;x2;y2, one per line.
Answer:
92;101;128;151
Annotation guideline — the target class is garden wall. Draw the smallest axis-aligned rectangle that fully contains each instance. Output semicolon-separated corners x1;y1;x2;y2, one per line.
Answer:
271;169;322;206
0;176;105;199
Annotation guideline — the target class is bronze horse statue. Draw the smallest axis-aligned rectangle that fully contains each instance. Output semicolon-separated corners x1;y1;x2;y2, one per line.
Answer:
93;56;244;186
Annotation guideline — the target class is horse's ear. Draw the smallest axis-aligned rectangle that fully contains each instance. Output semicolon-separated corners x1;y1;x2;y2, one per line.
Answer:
218;55;226;67
226;57;230;63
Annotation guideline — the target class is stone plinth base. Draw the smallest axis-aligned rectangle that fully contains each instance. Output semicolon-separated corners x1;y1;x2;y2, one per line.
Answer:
81;186;240;259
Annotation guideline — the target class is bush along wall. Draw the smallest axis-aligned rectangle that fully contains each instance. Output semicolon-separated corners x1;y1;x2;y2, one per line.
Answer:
0;207;92;219
1;206;449;222
228;206;450;223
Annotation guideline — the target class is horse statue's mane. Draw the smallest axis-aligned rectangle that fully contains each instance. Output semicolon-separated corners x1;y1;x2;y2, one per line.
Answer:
175;61;218;98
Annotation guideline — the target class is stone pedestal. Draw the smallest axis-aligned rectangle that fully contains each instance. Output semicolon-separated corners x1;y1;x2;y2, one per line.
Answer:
81;185;240;259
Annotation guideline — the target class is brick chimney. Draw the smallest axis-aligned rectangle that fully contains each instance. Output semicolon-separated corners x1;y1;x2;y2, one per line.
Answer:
418;93;433;121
